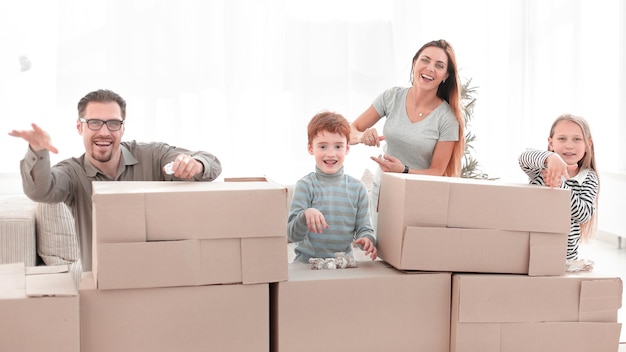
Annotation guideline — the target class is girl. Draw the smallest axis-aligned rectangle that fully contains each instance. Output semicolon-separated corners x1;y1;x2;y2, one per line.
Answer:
519;114;599;266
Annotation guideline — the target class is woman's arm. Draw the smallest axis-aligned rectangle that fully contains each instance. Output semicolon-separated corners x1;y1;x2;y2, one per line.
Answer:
370;140;455;176
422;140;455;176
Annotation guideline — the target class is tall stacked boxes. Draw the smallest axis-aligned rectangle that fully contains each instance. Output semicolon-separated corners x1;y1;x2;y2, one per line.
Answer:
0;263;79;351
81;180;288;352
376;173;623;351
271;261;451;352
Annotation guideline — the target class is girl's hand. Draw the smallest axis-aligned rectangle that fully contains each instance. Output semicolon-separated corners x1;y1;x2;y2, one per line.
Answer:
542;153;569;188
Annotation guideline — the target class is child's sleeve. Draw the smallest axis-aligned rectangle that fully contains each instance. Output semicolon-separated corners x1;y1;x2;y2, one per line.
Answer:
518;149;552;179
287;180;311;243
354;182;376;246
567;170;599;224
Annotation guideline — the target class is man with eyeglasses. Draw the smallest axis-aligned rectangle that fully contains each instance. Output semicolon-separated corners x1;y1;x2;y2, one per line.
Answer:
9;89;222;274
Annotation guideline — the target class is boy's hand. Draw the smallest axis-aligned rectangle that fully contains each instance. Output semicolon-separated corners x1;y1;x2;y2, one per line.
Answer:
354;237;377;260
304;208;328;234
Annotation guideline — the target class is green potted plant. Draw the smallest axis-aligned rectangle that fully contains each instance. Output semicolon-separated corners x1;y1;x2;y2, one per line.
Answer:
460;78;493;179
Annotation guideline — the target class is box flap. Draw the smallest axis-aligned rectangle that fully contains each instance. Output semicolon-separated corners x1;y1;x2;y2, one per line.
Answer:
452;323;501;352
0;263;77;298
0;263;26;299
447;179;571;234
377;174;450;265
528;232;567;276
400;227;529;273
579;279;623;322
92;191;146;243
26;271;78;297
241;236;288;284
26;264;69;275
95;240;204;290
455;274;622;324
144;183;287;241
456;274;581;323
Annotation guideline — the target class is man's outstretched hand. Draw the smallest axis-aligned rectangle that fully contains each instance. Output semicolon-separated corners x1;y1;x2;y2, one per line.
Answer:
9;123;58;154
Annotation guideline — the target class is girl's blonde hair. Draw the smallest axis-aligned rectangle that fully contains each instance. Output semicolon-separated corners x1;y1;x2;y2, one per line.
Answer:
548;113;599;241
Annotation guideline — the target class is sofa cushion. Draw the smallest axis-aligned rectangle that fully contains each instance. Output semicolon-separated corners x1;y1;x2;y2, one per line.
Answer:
0;195;37;266
36;202;82;285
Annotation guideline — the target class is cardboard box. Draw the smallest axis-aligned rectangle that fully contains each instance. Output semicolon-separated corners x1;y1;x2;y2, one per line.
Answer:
80;272;269;352
379;226;567;275
271;261;451;352
377;173;570;274
0;263;79;352
378;173;571;234
451;273;623;352
92;180;288;242
91;179;289;289
94;236;288;290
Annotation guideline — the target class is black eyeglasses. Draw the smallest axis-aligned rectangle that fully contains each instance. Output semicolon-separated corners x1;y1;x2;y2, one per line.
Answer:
79;118;124;131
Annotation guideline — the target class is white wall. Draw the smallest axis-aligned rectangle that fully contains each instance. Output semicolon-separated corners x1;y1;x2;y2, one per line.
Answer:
598;172;626;238
2;0;625;237
0;173;24;195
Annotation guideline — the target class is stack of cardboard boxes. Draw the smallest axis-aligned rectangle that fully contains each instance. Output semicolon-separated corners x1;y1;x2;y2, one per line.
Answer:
377;173;622;352
81;180;289;351
1;173;621;351
271;173;622;351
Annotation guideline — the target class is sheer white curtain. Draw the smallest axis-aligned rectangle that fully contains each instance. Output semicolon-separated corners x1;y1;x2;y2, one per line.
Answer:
1;0;623;184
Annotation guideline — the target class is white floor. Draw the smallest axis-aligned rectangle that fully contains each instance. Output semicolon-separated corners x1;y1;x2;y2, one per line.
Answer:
577;234;626;347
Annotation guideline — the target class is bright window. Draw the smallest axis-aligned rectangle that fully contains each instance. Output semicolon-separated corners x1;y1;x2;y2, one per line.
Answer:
1;0;623;184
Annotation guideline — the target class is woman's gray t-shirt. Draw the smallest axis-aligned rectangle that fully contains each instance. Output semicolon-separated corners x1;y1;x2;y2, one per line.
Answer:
372;86;459;170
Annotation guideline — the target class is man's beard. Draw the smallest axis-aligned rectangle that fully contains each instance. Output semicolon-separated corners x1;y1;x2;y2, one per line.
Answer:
92;150;113;163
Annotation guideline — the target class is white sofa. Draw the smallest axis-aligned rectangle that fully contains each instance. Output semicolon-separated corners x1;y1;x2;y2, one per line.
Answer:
0;194;38;266
0;194;81;285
